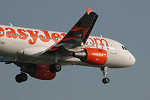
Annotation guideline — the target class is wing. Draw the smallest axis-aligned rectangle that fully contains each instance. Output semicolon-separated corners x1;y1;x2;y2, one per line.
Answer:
49;6;98;51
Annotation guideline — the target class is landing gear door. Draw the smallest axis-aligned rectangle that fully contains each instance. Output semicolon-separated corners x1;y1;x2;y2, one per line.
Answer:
109;40;117;54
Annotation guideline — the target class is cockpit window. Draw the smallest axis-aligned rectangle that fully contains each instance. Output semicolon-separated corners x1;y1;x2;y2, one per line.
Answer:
122;46;127;50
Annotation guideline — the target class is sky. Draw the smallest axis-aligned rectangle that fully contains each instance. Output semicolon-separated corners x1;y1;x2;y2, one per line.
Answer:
0;0;150;100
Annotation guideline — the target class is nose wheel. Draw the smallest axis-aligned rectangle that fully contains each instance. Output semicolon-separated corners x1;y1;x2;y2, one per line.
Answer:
101;67;110;84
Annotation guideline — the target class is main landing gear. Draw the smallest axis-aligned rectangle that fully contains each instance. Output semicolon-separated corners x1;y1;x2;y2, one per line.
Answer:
49;49;62;73
15;73;28;83
15;65;28;83
49;63;61;73
101;67;110;84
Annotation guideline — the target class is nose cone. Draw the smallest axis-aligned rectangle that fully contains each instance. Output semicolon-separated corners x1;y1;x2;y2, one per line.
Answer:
128;53;136;66
118;51;136;67
122;51;136;67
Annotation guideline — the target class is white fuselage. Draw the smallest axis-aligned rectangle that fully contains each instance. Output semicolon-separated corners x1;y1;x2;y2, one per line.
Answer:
0;25;135;68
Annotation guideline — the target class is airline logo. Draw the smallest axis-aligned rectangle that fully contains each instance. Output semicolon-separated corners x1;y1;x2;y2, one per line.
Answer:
92;53;106;56
0;26;109;50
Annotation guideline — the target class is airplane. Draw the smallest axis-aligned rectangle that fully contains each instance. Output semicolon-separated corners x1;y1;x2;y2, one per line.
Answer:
0;7;136;84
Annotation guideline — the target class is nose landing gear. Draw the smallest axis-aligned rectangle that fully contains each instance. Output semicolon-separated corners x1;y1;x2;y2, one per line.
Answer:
101;67;110;84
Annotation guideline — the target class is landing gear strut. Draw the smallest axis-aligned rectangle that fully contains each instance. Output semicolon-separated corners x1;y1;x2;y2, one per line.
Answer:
49;49;63;73
101;67;110;84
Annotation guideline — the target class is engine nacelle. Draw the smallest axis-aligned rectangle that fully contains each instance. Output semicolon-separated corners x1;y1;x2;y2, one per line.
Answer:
73;48;107;65
22;64;56;80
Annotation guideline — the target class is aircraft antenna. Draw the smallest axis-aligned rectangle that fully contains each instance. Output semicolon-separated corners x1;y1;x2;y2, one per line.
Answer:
10;23;13;27
100;34;103;37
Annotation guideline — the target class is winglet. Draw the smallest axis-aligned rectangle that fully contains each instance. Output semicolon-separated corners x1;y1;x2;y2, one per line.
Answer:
85;6;93;15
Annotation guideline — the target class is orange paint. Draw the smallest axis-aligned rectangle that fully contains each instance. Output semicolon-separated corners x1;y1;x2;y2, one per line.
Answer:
88;38;95;46
17;29;27;40
60;33;66;37
5;28;17;39
39;30;50;42
85;6;93;15
26;30;38;45
51;33;61;43
85;48;107;65
94;38;109;49
0;27;5;37
0;27;110;49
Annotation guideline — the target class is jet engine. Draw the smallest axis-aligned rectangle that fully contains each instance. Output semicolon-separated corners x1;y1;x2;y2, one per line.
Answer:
73;48;107;65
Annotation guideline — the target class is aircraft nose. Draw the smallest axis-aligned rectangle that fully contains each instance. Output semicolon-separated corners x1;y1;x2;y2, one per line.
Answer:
129;53;136;66
120;51;136;67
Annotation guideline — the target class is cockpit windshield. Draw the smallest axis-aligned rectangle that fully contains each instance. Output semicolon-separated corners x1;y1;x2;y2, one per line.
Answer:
122;46;127;50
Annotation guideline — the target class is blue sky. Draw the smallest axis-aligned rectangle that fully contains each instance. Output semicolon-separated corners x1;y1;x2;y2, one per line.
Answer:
0;0;150;100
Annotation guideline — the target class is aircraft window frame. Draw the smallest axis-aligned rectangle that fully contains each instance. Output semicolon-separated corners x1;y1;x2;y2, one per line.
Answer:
122;46;127;50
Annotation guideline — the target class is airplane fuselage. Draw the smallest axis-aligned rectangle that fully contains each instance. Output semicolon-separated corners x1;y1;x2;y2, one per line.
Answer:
0;25;135;68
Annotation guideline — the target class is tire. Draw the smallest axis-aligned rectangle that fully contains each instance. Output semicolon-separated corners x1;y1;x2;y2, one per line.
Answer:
102;77;110;84
15;74;22;83
21;73;28;82
49;64;56;73
15;73;28;83
54;64;61;72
